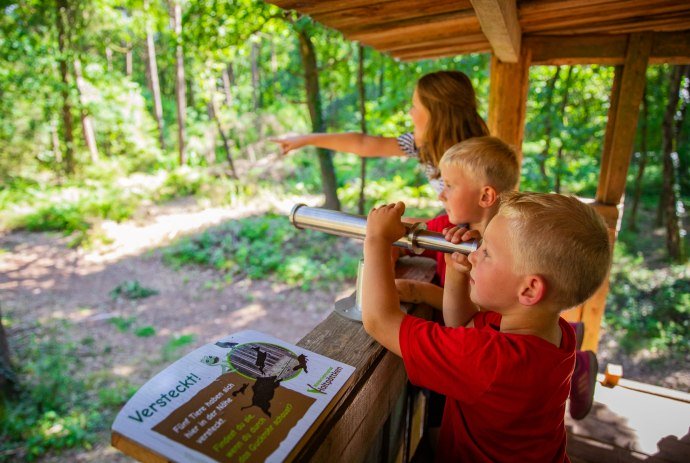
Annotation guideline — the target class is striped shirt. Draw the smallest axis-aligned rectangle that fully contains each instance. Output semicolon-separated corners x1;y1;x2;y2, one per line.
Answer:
396;132;444;195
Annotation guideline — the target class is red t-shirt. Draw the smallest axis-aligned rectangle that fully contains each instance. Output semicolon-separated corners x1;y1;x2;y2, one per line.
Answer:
400;311;575;462
421;214;454;286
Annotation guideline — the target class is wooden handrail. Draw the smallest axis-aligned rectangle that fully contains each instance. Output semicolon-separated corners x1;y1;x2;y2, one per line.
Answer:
293;256;436;461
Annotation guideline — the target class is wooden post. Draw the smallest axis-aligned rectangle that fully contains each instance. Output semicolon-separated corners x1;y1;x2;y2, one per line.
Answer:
579;33;651;352
488;46;531;164
597;34;652;206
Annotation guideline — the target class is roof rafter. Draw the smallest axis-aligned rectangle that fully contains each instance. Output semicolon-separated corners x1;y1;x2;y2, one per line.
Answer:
469;0;521;62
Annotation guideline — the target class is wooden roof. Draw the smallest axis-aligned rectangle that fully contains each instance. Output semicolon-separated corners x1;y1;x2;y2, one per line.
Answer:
269;0;690;64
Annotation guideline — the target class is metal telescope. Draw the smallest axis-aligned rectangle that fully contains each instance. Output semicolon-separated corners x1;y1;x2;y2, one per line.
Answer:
289;204;478;255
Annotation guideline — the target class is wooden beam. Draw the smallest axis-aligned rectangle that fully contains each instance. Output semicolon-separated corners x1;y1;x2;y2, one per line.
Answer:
578;250;613;353
394;46;492;62
470;0;521;62
272;0;473;18
542;13;690;35
527;34;628;65
361;30;486;55
314;0;465;31
577;34;652;351
488;46;531;162
394;44;492;62
344;10;479;44
597;33;651;206
651;31;690;64
519;0;690;33
378;33;487;53
527;31;690;65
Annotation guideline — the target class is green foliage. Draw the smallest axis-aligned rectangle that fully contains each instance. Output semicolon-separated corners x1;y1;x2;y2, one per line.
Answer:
0;329;120;461
605;185;690;355
108;316;136;333
154;167;209;201
109;280;159;301
0;179;141;247
135;326;157;338
162;213;360;289
19;203;90;234
606;245;689;354
95;380;137;408
522;65;613;195
162;334;197;361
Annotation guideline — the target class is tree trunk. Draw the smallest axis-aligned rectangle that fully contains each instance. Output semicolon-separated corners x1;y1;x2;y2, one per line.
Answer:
674;67;689;198
539;66;561;186
171;0;186;165
554;66;574;194
208;81;238;179
0;304;18;401
105;46;113;72
124;41;133;77
73;58;99;162
56;0;75;175
357;44;367;215
270;38;277;74
297;29;340;210
144;1;165;151
51;119;62;164
660;65;686;261
186;57;195;109
628;88;649;231
222;64;233;107
204;105;218;165
250;39;262;143
378;53;385;98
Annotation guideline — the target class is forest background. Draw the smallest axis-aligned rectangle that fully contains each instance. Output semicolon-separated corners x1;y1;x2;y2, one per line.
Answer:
0;0;688;461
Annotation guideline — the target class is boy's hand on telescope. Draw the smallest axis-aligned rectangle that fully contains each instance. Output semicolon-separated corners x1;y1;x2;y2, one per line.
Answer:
268;135;306;155
442;226;480;273
365;202;407;245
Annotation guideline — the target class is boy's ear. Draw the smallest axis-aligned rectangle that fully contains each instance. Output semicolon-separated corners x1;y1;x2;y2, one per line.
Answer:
479;186;498;208
518;274;546;306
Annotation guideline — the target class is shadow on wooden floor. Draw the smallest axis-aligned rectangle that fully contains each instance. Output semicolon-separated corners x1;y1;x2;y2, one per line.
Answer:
566;378;690;462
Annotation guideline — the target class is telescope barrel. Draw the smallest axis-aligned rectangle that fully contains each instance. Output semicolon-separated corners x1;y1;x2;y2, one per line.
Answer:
289;204;478;255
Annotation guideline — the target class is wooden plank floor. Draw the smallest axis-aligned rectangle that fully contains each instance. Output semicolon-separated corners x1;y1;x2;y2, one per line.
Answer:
566;377;690;463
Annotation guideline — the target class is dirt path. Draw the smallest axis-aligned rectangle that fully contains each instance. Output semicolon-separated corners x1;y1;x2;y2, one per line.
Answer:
1;194;354;462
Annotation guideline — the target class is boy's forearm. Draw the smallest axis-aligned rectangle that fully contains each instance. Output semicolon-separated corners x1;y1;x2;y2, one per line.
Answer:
396;279;443;310
443;267;478;327
362;238;404;356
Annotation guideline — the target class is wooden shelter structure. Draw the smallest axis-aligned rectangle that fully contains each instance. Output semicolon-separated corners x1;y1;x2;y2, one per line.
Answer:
269;0;690;352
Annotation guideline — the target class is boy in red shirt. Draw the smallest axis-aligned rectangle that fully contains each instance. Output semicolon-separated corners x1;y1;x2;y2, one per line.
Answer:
396;137;599;422
361;191;611;462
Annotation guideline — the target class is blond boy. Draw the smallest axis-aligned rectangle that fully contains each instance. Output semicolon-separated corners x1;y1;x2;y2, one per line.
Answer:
362;192;611;461
395;136;519;311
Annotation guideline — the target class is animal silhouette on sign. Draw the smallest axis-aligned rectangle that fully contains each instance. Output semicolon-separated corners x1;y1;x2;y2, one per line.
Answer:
251;346;267;374
233;383;249;397
241;376;281;417
293;354;308;373
215;341;238;349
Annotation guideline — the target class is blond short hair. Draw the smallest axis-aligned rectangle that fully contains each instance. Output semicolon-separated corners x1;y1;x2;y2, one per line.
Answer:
498;191;611;310
439;136;519;193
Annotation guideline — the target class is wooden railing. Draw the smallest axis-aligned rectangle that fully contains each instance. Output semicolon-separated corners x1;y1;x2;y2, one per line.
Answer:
292;256;436;462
